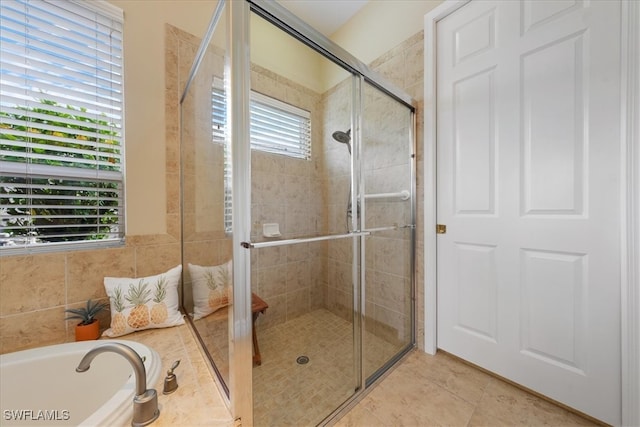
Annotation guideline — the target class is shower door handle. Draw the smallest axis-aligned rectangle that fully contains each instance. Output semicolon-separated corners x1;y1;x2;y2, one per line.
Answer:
240;231;371;249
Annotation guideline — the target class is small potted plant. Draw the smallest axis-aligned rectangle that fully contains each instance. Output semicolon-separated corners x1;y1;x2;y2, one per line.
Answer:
65;299;108;341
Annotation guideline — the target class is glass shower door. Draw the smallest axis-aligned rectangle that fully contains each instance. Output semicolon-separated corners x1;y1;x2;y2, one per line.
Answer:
247;11;363;426
181;1;416;425
361;81;415;382
179;0;232;395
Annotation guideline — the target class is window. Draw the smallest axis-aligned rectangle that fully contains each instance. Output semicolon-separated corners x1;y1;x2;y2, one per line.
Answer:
212;81;312;159
0;0;124;255
248;91;311;159
212;80;311;232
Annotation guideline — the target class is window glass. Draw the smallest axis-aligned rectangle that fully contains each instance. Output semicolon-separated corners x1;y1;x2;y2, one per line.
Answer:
0;0;124;254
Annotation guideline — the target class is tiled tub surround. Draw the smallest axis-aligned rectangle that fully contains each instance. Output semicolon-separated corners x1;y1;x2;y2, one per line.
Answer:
0;237;181;355
114;325;232;427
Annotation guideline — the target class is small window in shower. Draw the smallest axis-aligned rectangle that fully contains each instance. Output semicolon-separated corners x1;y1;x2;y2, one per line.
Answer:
249;91;311;159
212;79;311;233
211;79;311;158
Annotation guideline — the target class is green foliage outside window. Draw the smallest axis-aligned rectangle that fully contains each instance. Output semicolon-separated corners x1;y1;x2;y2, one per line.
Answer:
0;99;122;244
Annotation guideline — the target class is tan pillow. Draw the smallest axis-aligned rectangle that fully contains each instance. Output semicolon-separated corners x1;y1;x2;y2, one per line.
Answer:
103;265;184;337
189;260;232;320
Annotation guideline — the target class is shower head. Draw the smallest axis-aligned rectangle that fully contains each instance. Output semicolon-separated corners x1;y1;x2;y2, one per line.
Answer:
332;129;352;154
332;129;351;144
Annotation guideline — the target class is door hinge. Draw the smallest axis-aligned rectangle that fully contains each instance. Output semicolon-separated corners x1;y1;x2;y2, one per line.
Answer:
436;224;447;234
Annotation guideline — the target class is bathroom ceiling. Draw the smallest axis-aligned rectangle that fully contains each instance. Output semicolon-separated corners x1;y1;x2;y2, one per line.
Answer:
276;0;369;36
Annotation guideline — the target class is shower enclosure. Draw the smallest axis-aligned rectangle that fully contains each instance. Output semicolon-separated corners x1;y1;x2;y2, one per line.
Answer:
179;1;416;425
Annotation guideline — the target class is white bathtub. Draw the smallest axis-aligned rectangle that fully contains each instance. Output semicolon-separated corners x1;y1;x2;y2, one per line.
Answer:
0;340;161;427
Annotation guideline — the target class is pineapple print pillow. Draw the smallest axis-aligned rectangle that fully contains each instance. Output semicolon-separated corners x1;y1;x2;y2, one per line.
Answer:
102;265;184;337
189;260;232;320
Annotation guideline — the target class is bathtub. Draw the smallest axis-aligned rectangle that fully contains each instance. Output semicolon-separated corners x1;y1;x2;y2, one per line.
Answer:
0;340;161;427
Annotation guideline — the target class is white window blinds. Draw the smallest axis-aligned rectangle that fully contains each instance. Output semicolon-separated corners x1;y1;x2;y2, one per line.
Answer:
211;85;311;158
212;82;311;233
0;0;124;254
249;91;311;160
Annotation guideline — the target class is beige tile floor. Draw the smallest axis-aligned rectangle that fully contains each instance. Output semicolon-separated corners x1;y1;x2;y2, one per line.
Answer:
335;350;601;427
251;308;599;427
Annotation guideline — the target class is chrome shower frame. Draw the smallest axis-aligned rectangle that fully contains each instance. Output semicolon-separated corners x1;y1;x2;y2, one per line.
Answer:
181;0;418;424
240;2;417;423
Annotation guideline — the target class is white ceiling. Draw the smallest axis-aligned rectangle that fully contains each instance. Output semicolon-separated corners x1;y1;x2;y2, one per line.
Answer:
276;0;369;36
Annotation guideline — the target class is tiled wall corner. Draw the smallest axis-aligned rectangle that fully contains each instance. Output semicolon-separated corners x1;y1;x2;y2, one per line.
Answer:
0;237;185;355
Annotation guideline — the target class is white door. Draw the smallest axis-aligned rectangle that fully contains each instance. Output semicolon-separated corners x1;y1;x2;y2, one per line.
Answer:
436;0;622;424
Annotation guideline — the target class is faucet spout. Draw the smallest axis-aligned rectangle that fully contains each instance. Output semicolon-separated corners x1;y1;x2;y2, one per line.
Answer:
76;342;147;396
76;343;160;426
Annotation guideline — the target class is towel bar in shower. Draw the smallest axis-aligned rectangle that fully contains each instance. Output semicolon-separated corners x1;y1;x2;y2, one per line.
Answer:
241;231;371;249
364;190;410;201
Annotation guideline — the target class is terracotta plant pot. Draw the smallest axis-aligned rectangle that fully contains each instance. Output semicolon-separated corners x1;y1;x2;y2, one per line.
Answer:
75;320;100;341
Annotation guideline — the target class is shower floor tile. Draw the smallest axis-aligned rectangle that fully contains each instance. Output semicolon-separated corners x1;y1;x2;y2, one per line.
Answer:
253;308;399;427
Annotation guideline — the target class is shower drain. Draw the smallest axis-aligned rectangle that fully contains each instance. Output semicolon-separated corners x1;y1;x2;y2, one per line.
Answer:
296;355;309;365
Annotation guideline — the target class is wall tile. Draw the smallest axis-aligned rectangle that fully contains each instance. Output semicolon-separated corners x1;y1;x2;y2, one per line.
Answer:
286;288;310;320
67;247;136;304
258;295;286;329
0;254;65;316
258;266;287;299
404;39;425;88
286;260;310;293
166;173;181;214
0;306;67;354
135;243;181;277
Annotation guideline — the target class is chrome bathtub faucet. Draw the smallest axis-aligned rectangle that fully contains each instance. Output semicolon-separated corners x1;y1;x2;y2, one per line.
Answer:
75;343;160;427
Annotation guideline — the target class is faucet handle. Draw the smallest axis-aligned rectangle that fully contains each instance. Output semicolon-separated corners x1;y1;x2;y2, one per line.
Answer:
167;359;180;375
163;360;180;395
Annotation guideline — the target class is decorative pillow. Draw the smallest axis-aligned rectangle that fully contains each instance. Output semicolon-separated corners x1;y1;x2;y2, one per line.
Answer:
102;265;184;337
189;260;232;320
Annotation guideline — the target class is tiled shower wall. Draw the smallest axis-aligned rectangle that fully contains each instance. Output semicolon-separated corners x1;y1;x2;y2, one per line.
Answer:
321;80;414;346
370;31;426;350
176;23;328;329
249;64;328;328
321;31;424;348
